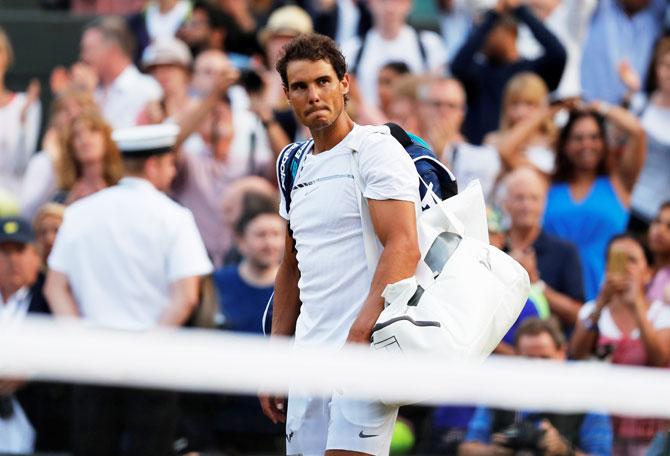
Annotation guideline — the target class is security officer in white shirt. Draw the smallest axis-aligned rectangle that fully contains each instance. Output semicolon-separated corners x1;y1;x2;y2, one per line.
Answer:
45;124;213;456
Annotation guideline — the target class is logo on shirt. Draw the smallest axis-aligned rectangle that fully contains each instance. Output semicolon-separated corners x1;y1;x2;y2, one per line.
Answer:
359;431;379;439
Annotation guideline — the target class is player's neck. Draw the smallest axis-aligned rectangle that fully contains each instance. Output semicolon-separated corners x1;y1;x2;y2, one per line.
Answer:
311;112;354;155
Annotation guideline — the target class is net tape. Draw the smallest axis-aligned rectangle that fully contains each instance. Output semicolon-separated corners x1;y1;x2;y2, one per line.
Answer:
1;316;668;418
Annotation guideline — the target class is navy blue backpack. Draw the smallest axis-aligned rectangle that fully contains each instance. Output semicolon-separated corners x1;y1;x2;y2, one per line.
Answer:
262;123;458;334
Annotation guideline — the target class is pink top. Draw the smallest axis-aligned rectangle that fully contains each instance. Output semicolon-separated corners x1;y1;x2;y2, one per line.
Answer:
647;267;670;303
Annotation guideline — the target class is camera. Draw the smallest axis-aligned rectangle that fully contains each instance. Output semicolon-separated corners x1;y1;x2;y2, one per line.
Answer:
499;420;546;454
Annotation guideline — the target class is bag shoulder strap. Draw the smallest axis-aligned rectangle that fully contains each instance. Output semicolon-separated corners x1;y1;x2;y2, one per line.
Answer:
349;147;381;281
277;139;314;215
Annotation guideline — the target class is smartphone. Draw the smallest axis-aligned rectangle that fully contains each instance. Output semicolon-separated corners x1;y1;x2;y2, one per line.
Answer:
608;249;628;274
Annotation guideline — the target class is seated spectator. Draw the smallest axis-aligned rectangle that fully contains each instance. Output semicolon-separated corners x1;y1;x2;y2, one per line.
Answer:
377;61;411;120
79;16;163;128
630;37;670;228
460;318;613;456
0;216;52;454
342;0;447;108
571;234;670;455
127;0;193;63
543;106;646;301
581;0;666;105
139;37;198;124
503;168;584;328
20;88;97;220
647;202;670;304
0;27;42;198
485;72;558;176
177;0;231;57
417;76;500;202
54;110;123;205
450;0;566;145
214;192;282;333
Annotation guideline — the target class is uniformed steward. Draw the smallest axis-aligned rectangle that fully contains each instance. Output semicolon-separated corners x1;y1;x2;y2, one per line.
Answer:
44;123;213;456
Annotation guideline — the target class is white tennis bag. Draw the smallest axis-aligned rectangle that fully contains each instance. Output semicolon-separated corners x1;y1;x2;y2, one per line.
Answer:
369;179;529;361
348;137;529;362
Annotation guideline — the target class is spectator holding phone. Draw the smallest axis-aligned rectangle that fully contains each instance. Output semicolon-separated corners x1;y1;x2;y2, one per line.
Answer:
571;234;670;456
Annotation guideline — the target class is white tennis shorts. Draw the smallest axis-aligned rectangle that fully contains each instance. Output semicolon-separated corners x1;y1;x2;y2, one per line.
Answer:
285;391;398;456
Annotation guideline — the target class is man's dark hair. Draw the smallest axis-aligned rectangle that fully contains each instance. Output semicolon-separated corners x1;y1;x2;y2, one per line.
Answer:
514;317;565;350
193;0;234;31
553;109;609;183
235;192;279;236
381;61;411;76
84;16;136;58
276;33;347;89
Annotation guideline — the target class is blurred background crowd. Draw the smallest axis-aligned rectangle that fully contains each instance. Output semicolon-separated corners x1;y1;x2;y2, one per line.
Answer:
1;0;670;454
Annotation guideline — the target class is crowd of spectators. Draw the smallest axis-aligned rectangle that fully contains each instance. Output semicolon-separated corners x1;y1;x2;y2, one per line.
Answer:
1;0;670;454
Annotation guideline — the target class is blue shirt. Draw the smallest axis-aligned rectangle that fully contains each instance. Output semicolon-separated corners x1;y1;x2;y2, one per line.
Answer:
581;0;665;104
533;230;584;303
466;407;612;456
212;266;274;334
543;177;629;301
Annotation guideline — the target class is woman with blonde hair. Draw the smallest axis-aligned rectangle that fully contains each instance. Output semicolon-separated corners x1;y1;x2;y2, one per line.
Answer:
54;109;123;204
33;203;65;267
485;72;558;175
0;27;41;197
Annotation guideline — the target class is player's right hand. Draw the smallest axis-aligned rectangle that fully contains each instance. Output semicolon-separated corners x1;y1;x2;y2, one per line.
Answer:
259;394;287;424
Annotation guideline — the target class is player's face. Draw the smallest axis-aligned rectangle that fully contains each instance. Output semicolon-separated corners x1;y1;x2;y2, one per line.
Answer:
284;59;349;132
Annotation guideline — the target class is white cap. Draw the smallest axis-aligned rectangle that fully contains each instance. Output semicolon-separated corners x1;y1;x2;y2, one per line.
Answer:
112;124;180;157
142;37;192;69
258;5;313;45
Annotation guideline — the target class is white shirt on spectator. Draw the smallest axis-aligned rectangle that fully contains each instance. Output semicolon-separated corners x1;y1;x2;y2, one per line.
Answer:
517;0;597;97
342;26;448;107
95;65;162;129
279;124;419;348
0;286;35;454
145;0;191;41
0;287;30;324
48;177;212;330
579;299;670;339
19;150;57;221
441;142;500;202
0;93;41;197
